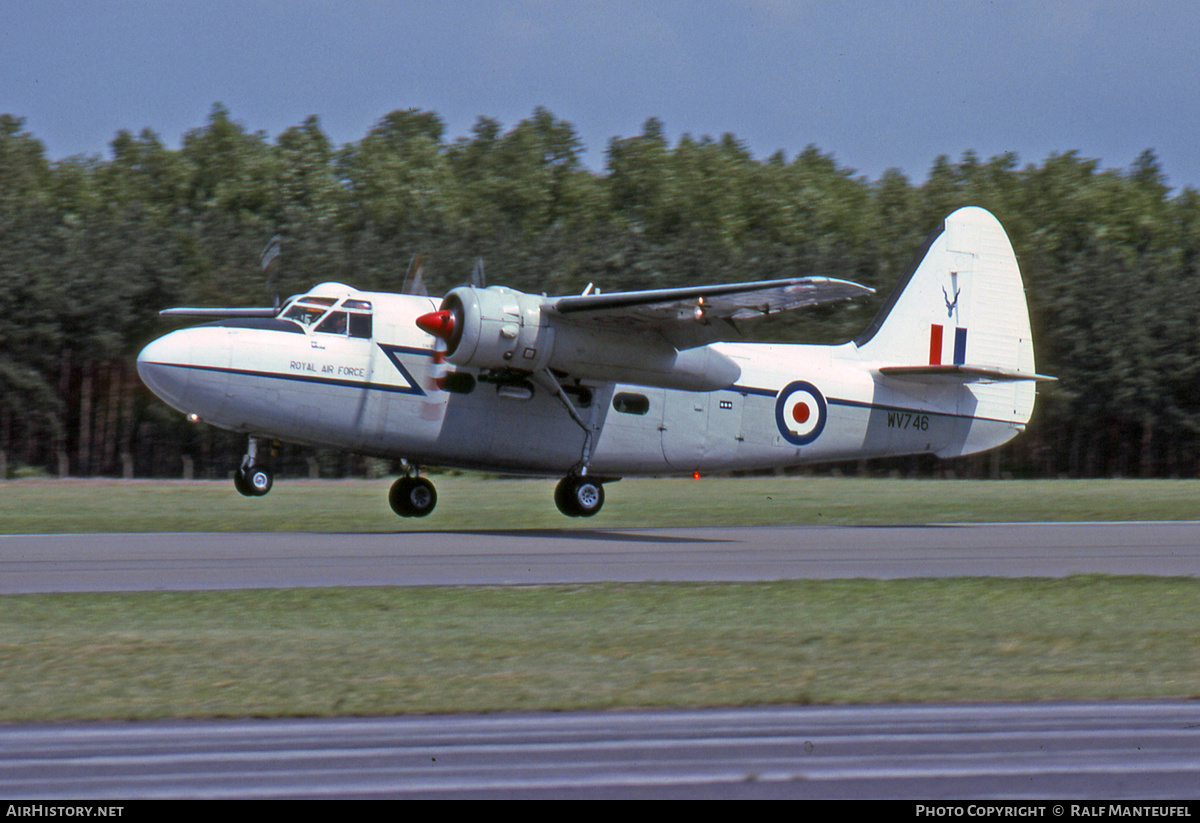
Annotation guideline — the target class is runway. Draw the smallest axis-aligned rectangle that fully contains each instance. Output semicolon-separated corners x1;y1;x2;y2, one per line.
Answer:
3;521;1200;593
3;701;1200;799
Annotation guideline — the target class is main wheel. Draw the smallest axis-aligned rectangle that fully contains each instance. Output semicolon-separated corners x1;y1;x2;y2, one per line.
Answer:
389;476;437;517
235;465;273;496
554;476;604;517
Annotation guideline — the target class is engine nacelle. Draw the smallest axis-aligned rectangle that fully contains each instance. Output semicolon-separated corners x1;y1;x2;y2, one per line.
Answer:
422;286;741;391
438;286;551;371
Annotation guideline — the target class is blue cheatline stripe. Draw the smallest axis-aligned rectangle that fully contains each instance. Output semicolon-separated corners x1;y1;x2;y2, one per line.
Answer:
725;385;1020;426
143;361;427;396
954;327;968;366
728;384;779;398
829;395;1018;425
381;344;437;357
146;365;1023;426
377;344;435;394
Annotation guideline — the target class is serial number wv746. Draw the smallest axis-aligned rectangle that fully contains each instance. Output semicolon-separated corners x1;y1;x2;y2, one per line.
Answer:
887;411;931;430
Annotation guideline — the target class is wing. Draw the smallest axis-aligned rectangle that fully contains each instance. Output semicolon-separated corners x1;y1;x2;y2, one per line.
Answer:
159;307;280;318
545;276;873;347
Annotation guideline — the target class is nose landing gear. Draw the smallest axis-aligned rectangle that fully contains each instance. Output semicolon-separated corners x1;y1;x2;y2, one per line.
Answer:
234;464;274;497
234;437;275;497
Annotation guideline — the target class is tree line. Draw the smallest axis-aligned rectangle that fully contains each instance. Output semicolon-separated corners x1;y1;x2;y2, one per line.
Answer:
2;103;1198;480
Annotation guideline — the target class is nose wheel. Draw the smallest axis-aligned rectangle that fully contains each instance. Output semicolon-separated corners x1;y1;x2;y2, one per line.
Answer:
389;475;438;517
555;475;605;517
234;437;275;497
234;464;274;497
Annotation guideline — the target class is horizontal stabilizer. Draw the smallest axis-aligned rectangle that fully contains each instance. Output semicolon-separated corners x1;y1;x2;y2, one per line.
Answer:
160;307;280;318
877;364;1057;383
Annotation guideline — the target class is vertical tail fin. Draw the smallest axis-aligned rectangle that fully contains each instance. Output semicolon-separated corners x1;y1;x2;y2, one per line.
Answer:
856;207;1034;374
855;206;1047;431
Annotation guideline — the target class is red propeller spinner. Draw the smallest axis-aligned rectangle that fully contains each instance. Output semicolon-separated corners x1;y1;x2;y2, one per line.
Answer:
416;309;455;340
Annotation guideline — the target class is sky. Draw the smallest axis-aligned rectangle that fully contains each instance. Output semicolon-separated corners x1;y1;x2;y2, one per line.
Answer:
3;0;1199;191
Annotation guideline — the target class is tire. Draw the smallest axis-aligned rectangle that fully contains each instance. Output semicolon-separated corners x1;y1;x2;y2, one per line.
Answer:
236;465;272;497
555;476;604;517
554;476;580;517
389;476;437;517
234;469;255;497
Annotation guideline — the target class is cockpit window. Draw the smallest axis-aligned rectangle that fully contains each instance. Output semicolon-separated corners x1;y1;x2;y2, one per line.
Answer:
283;303;328;325
315;311;348;334
348;313;372;339
281;295;371;337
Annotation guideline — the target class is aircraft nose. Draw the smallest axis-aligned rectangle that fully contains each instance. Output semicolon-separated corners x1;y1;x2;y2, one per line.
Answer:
136;331;193;411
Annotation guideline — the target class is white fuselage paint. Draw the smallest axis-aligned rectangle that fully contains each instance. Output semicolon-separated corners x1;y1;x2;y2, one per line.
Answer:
137;289;1025;478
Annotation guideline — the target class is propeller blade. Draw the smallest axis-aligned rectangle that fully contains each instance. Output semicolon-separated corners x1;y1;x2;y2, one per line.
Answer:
402;253;428;296
420;336;450;421
260;234;282;308
411;259;451;421
470;257;486;288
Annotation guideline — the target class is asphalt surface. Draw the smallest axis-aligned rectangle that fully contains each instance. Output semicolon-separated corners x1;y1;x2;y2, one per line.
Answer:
4;521;1200;593
3;702;1199;799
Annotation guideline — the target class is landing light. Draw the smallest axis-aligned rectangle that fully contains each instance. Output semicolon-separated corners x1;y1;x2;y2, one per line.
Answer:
187;413;201;423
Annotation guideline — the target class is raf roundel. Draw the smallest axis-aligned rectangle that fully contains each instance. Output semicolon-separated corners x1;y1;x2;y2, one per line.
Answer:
775;381;827;446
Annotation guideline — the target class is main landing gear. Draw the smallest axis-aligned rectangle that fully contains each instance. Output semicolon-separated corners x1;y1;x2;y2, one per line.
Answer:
527;369;609;518
554;475;605;517
234;437;274;497
389;473;438;517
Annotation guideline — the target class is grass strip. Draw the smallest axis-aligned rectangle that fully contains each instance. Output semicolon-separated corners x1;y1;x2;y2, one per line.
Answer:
1;577;1197;721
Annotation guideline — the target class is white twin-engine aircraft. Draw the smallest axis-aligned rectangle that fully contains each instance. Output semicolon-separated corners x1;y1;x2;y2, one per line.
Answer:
137;206;1053;517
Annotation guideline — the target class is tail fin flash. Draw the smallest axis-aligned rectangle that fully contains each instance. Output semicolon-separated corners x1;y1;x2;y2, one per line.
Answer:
856;207;1052;436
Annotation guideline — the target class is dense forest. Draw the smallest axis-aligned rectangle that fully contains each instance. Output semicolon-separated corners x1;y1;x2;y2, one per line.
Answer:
2;104;1199;480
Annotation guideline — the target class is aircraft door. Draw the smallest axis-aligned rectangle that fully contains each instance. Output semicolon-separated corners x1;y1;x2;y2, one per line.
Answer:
704;392;744;468
660;389;708;471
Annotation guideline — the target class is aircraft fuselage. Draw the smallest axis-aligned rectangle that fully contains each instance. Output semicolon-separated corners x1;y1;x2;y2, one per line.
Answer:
137;288;1025;478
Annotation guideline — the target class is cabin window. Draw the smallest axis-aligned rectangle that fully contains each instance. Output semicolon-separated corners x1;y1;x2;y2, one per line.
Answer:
612;392;650;415
315;311;348;335
348;313;372;338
